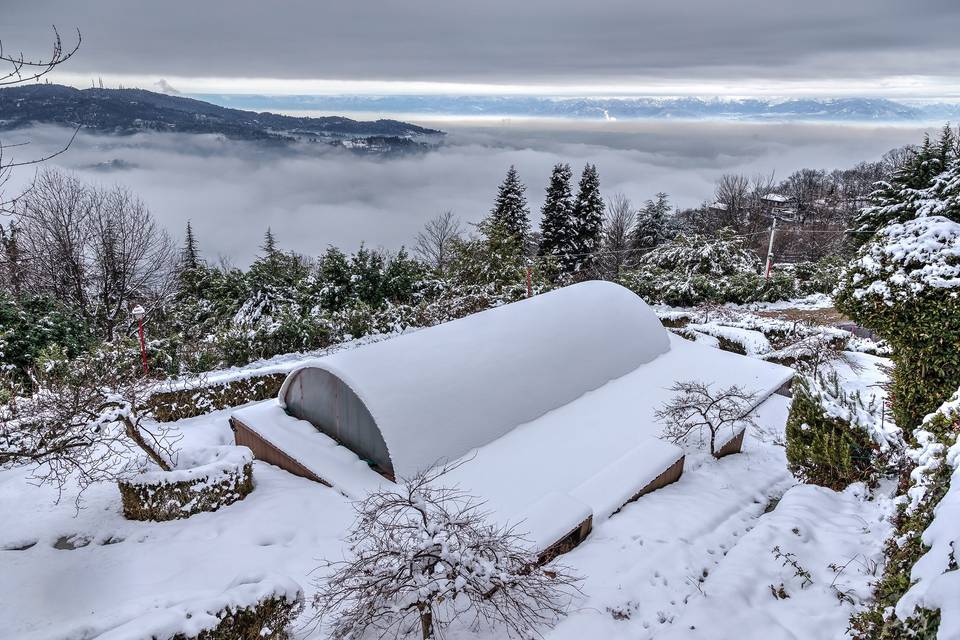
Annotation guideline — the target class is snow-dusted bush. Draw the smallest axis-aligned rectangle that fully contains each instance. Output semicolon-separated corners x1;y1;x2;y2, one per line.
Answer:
620;229;797;305
312;464;580;640
119;446;254;521
836;215;960;430
785;373;899;490
97;574;302;640
851;388;960;639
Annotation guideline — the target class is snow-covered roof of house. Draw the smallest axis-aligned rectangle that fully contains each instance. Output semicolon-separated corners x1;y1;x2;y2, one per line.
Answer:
708;201;729;211
762;193;790;203
278;281;671;478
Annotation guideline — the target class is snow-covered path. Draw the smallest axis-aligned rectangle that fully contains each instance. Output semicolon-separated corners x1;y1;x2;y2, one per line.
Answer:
528;397;798;640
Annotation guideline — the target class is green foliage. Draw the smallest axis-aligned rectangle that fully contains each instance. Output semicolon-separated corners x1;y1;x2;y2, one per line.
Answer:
849;459;950;639
785;376;880;490
0;293;92;381
617;229;797;306
835;216;960;430
853;129;960;244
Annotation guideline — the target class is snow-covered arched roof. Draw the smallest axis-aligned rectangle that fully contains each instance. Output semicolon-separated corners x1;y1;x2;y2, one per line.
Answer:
279;281;670;478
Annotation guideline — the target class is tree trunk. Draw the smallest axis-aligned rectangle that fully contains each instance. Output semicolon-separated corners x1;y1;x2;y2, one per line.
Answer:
123;414;172;471
419;606;433;640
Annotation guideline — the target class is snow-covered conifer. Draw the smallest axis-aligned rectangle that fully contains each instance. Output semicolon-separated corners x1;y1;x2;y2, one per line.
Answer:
571;163;604;273
538;163;576;273
489;165;531;246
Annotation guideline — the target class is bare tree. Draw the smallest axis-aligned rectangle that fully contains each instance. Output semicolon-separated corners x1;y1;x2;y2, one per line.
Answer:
601;192;635;278
0;347;179;501
415;210;462;277
312;463;580;640
0;27;81;212
655;381;758;457
714;173;750;228
14;168;176;337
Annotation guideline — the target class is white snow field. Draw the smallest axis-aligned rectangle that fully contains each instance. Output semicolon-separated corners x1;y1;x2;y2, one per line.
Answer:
0;393;895;640
0;290;901;640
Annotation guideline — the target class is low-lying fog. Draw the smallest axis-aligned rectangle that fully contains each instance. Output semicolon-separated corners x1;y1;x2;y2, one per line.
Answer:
2;120;932;265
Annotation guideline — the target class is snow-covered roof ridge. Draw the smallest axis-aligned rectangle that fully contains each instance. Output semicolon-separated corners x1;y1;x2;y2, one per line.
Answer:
279;281;671;478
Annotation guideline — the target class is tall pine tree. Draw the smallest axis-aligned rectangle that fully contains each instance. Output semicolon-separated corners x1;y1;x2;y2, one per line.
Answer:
571;163;604;273
489;165;531;246
181;221;200;271
538;163;577;273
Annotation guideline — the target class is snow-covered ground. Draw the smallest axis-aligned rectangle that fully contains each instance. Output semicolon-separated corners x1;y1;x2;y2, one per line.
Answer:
0;298;903;640
1;393;895;640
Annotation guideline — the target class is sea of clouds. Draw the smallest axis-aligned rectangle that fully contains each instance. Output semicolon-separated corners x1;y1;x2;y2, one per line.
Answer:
1;120;931;265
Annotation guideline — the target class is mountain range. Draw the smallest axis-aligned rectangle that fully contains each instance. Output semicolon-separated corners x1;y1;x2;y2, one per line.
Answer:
197;94;960;123
0;85;444;153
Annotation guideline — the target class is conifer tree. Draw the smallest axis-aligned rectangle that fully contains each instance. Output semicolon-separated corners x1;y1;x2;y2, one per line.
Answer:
571;163;604;273
262;227;278;257
630;192;675;256
853;128;960;244
489;166;531;246
181;221;200;272
538;163;576;273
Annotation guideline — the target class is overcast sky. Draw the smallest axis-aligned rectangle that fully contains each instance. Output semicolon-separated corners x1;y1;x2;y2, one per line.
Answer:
6;0;960;97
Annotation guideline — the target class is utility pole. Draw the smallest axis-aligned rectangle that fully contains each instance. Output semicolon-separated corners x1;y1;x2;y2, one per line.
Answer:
764;217;778;281
526;260;533;298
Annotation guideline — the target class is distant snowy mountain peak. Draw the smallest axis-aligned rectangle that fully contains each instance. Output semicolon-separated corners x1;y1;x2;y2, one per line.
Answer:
193;94;960;123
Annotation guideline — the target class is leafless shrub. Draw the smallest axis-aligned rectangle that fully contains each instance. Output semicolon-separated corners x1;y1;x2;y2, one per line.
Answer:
655;380;758;456
311;462;581;639
0;347;179;502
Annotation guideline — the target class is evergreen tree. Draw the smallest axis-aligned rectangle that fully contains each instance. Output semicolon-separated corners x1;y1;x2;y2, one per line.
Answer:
181;221;200;272
538;163;577;273
853;128;960;243
571;163;604;273
318;247;353;311
489;166;531;246
262;228;278;257
630;192;675;255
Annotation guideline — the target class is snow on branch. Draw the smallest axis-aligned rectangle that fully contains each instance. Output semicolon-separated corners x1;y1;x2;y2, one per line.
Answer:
655;380;758;457
311;462;581;639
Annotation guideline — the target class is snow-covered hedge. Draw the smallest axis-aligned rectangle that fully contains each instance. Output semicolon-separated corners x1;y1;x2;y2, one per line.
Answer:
836;215;960;430
851;388;960;639
119;446;254;521
97;574;303;640
147;373;286;422
786;373;899;491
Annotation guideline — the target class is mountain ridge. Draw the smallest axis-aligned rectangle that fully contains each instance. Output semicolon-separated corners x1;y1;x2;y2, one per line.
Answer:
0;85;444;153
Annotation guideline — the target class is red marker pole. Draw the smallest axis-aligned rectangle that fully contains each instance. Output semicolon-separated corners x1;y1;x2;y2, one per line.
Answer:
132;305;148;375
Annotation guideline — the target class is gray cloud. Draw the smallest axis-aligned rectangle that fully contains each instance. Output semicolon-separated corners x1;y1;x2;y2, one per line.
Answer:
2;122;930;265
5;0;960;87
